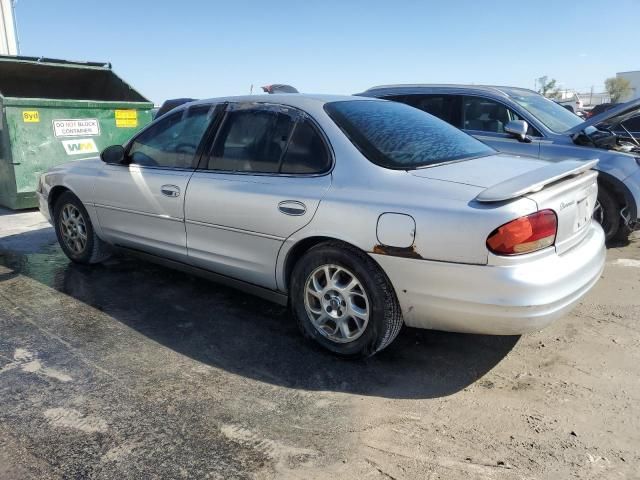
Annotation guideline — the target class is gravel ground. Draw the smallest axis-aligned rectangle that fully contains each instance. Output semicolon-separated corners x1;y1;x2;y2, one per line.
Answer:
0;208;638;479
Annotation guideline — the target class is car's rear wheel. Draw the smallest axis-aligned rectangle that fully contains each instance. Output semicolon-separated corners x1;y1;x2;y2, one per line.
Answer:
53;191;111;264
290;241;403;358
594;186;621;243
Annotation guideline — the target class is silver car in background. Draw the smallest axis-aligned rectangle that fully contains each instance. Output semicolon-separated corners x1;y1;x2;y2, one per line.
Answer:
37;95;605;357
358;85;640;243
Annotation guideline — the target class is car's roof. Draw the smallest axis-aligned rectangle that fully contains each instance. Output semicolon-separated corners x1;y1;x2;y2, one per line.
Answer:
359;84;539;99
189;93;376;109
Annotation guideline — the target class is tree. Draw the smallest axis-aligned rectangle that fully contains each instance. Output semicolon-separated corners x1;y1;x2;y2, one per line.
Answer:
537;76;560;99
604;77;632;103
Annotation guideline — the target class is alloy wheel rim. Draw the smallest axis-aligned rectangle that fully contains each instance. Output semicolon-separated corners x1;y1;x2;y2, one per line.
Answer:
59;204;88;255
304;264;370;344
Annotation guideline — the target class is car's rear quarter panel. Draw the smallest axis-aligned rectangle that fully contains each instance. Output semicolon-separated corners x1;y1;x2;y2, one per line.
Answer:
374;221;605;334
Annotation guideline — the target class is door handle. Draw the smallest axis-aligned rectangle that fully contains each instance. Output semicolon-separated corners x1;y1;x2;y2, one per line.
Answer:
278;200;306;216
161;184;181;197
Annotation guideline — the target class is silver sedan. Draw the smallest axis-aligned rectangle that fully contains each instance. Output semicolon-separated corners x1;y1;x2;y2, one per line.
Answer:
38;95;605;357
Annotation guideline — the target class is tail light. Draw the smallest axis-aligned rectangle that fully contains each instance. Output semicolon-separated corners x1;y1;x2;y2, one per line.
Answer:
487;210;557;255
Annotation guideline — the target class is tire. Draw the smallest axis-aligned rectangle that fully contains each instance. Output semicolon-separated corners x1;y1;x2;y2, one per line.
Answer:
594;186;621;243
613;223;633;244
290;241;403;358
53;191;111;264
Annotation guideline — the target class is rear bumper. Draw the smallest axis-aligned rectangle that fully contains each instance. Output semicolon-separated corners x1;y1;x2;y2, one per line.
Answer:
371;221;605;335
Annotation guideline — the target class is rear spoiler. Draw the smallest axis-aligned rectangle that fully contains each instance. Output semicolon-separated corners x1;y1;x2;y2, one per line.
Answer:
476;159;598;203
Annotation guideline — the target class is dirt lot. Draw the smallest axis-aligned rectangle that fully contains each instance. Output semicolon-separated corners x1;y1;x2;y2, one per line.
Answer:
0;208;638;479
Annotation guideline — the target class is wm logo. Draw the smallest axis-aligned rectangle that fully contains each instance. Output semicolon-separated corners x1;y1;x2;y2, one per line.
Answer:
68;142;95;152
62;138;98;156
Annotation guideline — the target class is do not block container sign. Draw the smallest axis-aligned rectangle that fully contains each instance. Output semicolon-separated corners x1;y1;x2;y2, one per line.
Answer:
0;55;154;209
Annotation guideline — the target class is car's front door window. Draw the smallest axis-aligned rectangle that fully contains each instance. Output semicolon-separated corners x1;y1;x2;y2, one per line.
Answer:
128;105;213;168
463;96;541;137
463;97;513;133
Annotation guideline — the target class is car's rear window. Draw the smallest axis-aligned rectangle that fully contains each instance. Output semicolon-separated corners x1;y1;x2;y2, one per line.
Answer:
324;100;494;169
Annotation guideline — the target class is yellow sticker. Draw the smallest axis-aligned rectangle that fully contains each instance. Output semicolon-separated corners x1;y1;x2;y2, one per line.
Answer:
23;111;40;123
115;109;138;128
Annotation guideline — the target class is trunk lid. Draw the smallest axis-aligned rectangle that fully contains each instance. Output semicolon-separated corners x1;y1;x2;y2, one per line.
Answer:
410;154;599;254
409;153;546;187
521;168;598;254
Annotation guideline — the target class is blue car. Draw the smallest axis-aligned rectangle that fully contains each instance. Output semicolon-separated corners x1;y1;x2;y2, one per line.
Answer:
357;85;640;242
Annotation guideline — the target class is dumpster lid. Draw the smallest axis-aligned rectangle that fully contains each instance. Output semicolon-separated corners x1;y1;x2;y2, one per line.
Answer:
0;55;149;102
0;55;112;69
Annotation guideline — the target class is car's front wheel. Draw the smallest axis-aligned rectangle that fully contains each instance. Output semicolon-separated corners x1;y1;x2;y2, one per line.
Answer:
53;191;111;264
290;241;403;358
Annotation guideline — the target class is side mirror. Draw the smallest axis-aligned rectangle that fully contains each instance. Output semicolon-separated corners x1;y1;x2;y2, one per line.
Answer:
100;145;125;164
504;120;530;142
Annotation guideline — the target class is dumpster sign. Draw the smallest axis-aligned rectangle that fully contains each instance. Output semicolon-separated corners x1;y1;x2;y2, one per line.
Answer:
22;110;40;122
61;138;99;155
115;109;138;128
53;118;101;137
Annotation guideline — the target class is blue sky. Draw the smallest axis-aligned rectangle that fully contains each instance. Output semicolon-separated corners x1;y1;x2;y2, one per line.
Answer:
13;0;639;104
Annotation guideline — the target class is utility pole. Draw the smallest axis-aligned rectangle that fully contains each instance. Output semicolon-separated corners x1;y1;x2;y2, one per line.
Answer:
0;0;18;55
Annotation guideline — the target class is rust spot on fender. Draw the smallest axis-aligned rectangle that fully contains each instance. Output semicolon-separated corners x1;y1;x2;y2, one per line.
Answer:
372;244;423;259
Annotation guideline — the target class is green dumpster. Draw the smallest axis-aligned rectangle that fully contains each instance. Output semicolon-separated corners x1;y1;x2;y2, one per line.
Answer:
0;55;154;209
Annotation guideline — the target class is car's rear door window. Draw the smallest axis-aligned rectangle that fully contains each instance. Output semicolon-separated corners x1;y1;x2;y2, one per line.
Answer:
208;107;294;173
206;105;331;174
325;100;494;169
402;94;462;128
279;117;331;174
128;105;213;168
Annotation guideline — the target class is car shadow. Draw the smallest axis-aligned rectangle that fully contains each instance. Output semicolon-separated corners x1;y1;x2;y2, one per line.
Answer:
0;207;40;216
0;235;519;400
0;227;56;254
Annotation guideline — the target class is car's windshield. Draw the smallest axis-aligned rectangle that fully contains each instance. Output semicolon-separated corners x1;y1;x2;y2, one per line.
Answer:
325;100;495;169
503;88;584;133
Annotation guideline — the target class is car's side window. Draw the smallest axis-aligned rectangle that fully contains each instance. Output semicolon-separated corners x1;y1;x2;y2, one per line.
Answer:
279;117;331;174
403;94;463;128
500;105;542;137
463;96;541;137
208;108;295;173
128;105;213;169
206;106;330;175
463;96;512;134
